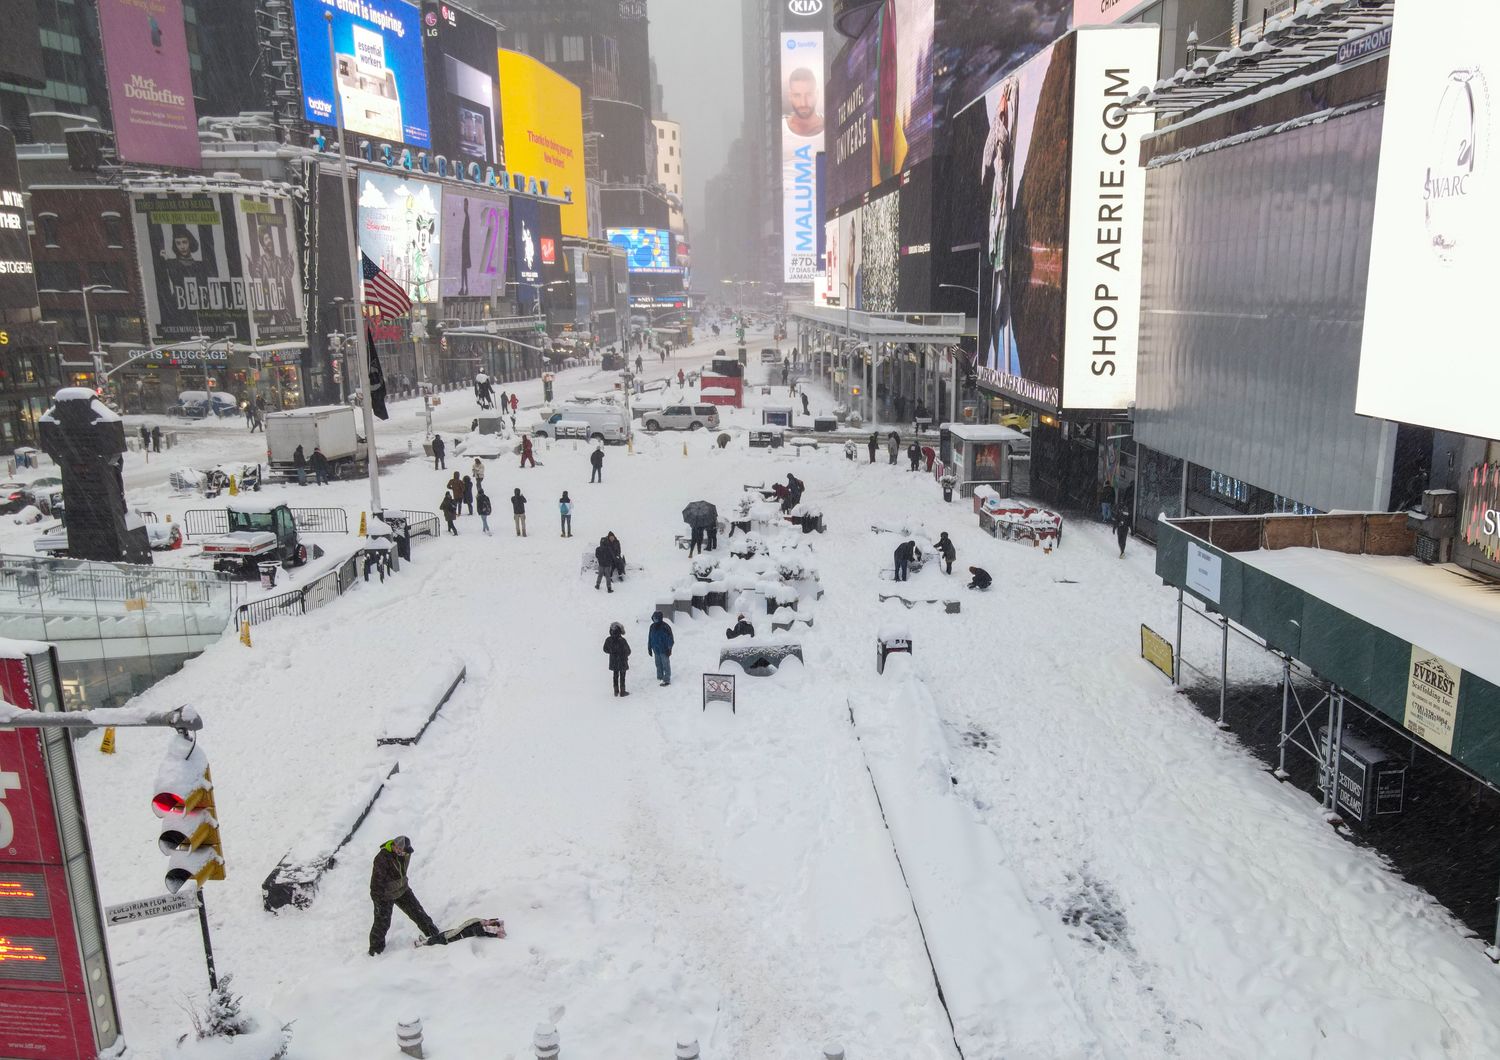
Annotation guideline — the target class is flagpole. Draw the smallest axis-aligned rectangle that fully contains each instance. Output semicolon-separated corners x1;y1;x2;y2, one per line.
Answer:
326;11;382;512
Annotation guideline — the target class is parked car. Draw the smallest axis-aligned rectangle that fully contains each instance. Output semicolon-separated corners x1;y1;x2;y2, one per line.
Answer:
0;482;32;514
167;391;239;418
641;404;720;432
532;403;630;443
34;510;182;556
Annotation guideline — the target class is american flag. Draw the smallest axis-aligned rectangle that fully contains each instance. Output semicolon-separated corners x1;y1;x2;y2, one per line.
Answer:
361;253;412;320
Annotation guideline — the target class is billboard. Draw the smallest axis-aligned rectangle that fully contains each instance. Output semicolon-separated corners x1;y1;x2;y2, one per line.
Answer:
1357;0;1500;439
933;0;1067;134
607;228;675;272
439;190;509;299
0;129;38;313
510;195;542;310
898;162;931;309
861;189;899;312
293;0;430;149
133;192;250;344
238;195;307;344
421;1;504;167
1073;0;1144;27
826;0;935;213
358;172;441;303
97;0;201;169
781;31;825;283
498;49;588;238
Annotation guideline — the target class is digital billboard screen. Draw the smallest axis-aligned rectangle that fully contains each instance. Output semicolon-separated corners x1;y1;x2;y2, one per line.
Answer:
98;0;201;169
781;31;825;283
357;172;441;303
607;228;675;273
510;195;542;310
826;0;935;213
1357;0;1500;439
239;194;306;345
294;0;431;149
421;1;504;167
933;0;1067;137
439;189;509;299
0;129;38;313
499;49;588;237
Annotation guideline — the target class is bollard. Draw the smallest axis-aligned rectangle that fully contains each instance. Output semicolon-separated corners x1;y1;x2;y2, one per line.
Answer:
683;441;688;457
397;1018;424;1058
533;1022;560;1059
822;1044;845;1060
239;620;252;647
676;1038;700;1059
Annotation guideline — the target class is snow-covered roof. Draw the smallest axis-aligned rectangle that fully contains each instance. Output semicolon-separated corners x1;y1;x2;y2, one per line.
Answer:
225;498;291;515
265;406;353;419
946;424;1027;443
54;387;97;403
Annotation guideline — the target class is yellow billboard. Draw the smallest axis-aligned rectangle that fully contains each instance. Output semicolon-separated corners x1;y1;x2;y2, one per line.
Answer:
498;49;587;238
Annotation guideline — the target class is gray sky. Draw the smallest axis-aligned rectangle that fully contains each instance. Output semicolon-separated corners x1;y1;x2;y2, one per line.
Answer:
649;0;743;244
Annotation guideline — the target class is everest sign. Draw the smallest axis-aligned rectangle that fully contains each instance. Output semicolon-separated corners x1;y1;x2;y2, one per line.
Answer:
97;0;202;169
1404;647;1461;755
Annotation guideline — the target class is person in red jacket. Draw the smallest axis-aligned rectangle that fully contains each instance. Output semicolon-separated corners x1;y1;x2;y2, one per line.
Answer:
520;434;536;468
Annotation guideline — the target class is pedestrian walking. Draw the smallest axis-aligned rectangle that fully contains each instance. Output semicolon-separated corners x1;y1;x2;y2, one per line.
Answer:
801;392;810;416
432;434;447;470
511;488;527;536
887;435;899;465
893;540;919;582
867;432;878;463
589;445;604;483
594;536;614;592
462;475;474;514
967;566;992;590
498;391;509;417
293;444;307;486
440;492;459;535
367;836;440;955
677;368;685;387
1115;508;1130;557
244;402;254;429
520;434;537;468
251;407;263;433
151;426;162;453
935;531;956;575
688;523;704;557
559;491;573;537
908;442;921;471
472;457;485;488
648;611;674;686
706;517;718;551
604;621;631;697
311;446;330;485
139;425;150;450
447;472;464;512
476;488;492;534
635;354;643;373
509;393;518;415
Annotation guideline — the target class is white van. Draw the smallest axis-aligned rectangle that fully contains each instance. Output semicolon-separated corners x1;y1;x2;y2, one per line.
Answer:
532;403;630;444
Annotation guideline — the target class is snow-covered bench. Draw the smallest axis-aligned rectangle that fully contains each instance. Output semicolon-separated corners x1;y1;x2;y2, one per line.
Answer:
719;641;804;676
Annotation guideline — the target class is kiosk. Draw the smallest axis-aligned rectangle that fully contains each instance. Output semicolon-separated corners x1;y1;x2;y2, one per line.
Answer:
938;423;1030;499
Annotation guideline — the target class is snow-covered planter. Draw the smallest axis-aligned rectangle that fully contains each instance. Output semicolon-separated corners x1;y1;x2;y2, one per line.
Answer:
174;976;291;1060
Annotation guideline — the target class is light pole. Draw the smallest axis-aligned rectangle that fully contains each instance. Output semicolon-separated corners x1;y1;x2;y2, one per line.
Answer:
938;283;979;424
72;284;112;390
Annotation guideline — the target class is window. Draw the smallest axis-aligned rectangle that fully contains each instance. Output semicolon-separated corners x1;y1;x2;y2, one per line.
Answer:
89;262;126;289
561;35;585;63
37;212;60;248
511;31;529;55
100;211;124;248
667;146;674;156
671;130;677;141
543;33;557;63
35;262;72;291
657;126;665;139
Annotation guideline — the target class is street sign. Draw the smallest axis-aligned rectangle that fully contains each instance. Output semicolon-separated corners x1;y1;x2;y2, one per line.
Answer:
105;892;195;926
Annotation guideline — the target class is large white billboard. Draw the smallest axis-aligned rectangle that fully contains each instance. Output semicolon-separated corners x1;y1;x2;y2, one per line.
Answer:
781;31;825;284
1357;0;1499;439
1061;24;1158;410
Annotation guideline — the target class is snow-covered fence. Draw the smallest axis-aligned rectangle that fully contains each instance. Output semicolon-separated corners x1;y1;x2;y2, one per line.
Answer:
377;666;467;746
235;550;390;627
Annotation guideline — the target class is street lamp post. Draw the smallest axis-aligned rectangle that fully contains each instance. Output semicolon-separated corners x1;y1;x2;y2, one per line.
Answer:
938;282;980;424
74;284;112;391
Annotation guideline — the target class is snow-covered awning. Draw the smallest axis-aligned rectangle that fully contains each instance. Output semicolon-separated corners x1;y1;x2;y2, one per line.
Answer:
789;303;966;344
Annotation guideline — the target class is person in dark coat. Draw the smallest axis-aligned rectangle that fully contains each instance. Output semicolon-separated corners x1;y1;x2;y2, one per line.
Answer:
1115;508;1130;557
499;391;509;417
461;475;474;514
140;425;150;450
688;523;704;556
292;444;307;486
311;446;330;486
594;537;615;592
725;614;755;639
151;426;162;452
520;434;536;468
440;492;459;535
908;442;922;471
935;532;956;574
706;516;718;551
786;474;804;507
801;392;810;416
887;434;899;465
867;432;878;463
893;540;920;582
511;488;527;536
647;611;674;686
447;472;464;511
605;531;625;580
589;445;604;483
369;835;439;955
432;434;447;470
604;621;631;696
967;566;992;590
476;488;492;534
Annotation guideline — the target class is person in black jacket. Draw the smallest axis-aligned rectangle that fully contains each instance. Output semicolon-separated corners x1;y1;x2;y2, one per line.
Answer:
511;488;527;536
725;614;755;639
908;441;922;472
292;444;307;486
368;835;439;955
590;445;605;483
151;426;162;452
311;446;330;486
604;621;631;696
967;566;992;590
893;540;920;582
476;488;492;534
432;434;446;470
594;537;614;592
1115;508;1131;557
935;532;956;575
867;432;878;463
439;492;459;535
605;531;624;580
462;475;474;514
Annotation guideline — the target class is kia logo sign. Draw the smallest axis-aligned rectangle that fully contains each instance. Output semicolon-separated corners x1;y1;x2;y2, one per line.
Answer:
788;0;823;14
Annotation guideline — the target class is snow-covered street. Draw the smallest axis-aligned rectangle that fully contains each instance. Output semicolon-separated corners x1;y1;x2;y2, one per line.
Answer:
58;331;1500;1058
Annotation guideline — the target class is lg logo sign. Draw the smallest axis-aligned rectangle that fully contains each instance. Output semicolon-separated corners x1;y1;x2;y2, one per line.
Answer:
788;0;823;14
0;766;20;848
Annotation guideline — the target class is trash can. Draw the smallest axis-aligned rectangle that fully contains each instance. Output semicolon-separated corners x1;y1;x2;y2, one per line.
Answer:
877;631;912;674
381;510;412;561
258;562;279;590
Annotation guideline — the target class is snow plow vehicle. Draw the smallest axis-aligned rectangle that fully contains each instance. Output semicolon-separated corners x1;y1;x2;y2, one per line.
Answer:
195;500;324;579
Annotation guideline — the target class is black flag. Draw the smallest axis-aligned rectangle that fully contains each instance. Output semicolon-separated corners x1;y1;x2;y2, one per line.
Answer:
365;327;389;420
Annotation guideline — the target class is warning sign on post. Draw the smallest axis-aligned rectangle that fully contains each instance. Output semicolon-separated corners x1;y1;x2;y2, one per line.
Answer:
1403;646;1461;755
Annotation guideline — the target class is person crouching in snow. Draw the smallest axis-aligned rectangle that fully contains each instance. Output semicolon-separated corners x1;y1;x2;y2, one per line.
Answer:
726;614;755;639
967;566;992;590
369;835;439;954
604;621;632;696
648;611;674;686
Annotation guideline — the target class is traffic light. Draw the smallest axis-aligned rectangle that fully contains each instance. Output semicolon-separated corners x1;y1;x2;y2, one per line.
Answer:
152;734;224;893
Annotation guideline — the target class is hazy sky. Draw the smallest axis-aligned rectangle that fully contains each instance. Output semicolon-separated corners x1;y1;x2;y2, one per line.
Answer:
648;0;744;244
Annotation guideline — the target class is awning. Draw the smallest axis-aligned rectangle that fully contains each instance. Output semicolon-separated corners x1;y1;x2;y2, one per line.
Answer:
790;303;966;344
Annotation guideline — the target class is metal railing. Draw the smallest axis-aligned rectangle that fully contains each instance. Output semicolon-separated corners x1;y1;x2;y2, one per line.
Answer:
183;506;350;538
397;510;440;539
0;555;231;607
